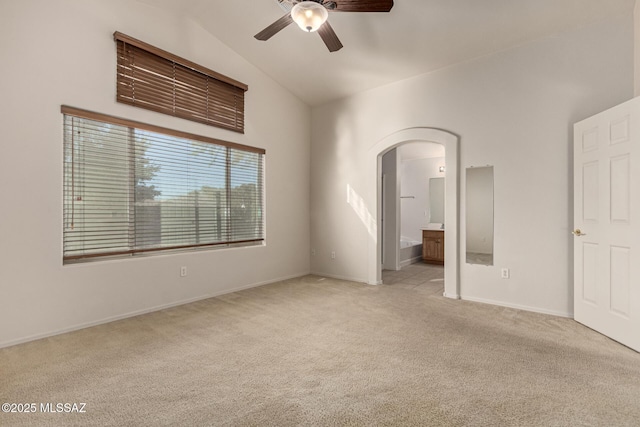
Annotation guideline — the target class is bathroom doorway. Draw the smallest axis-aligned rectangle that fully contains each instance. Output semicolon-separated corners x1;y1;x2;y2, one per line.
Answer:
381;142;445;272
367;128;459;299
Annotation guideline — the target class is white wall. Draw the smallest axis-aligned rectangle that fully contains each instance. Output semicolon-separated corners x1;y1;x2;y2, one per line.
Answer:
0;0;311;347
400;156;445;242
381;149;399;270
310;12;633;316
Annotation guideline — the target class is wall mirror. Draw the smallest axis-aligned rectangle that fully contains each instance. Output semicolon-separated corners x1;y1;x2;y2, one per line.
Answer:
466;166;494;265
429;177;445;224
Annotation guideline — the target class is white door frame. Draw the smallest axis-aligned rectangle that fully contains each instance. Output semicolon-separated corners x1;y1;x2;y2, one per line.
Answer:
367;128;460;299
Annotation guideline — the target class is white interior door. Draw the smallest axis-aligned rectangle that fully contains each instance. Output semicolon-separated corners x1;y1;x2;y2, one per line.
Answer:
574;97;640;352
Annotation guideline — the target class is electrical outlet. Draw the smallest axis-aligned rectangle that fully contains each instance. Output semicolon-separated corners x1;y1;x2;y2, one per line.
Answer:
501;268;510;279
180;266;187;277
331;251;336;260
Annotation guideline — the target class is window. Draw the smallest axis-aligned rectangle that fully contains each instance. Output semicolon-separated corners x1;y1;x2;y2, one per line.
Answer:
114;32;247;133
62;106;264;263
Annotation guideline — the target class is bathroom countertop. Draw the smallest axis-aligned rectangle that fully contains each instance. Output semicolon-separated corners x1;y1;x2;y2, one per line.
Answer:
421;228;444;231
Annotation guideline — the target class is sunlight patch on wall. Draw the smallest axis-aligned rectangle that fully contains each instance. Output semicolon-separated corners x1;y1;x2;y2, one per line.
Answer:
347;184;376;239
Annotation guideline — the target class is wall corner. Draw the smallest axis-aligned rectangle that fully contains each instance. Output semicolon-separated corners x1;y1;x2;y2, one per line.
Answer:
635;0;640;96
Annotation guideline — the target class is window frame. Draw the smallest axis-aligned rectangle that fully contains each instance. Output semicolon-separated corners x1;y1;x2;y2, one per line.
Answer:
61;106;265;263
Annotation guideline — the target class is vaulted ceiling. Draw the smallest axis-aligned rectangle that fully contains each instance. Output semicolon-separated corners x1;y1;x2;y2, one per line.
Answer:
137;0;634;106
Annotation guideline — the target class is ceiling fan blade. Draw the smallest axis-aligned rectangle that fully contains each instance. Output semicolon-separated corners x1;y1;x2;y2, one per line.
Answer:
332;0;394;12
255;13;294;41
317;21;343;52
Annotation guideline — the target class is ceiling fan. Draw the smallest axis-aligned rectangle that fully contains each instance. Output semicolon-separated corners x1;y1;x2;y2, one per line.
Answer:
254;0;394;52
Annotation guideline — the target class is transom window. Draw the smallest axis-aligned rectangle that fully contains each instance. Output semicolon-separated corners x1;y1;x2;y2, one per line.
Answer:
114;32;247;133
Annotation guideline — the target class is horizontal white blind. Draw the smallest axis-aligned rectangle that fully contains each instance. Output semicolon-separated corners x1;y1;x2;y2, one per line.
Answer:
62;107;264;262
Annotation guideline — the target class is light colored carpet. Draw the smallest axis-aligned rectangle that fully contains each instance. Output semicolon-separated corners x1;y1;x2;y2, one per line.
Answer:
2;270;640;426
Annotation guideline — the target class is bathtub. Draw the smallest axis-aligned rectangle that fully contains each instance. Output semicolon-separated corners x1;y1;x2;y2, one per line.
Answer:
400;238;422;267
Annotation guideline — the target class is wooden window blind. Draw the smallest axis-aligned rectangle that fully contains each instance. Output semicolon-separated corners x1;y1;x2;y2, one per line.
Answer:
114;32;248;133
62;106;264;263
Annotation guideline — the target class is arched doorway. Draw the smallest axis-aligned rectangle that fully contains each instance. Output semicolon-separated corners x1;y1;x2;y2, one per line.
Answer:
366;128;460;299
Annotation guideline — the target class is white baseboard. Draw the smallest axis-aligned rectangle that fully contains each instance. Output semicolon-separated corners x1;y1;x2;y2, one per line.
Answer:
461;295;573;318
3;272;574;349
0;271;310;349
400;256;423;268
443;292;460;300
309;271;366;284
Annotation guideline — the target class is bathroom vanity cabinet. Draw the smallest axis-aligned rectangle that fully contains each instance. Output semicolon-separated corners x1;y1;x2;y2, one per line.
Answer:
422;229;444;265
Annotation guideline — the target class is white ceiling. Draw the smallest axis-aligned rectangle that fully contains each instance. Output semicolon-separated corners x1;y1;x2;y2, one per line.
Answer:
137;0;634;107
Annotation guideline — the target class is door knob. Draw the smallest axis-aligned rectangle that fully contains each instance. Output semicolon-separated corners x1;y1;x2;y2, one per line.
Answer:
572;229;586;237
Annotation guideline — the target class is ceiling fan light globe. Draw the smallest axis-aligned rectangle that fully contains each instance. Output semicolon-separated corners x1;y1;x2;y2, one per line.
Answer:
291;1;328;33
